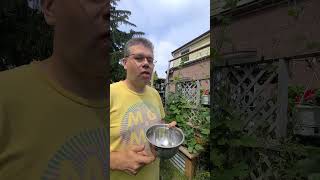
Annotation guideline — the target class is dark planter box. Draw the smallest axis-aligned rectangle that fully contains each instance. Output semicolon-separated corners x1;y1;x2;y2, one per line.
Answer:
294;105;320;137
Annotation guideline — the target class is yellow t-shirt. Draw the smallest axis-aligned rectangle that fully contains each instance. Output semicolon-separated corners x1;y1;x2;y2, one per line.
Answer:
110;81;165;180
0;62;108;180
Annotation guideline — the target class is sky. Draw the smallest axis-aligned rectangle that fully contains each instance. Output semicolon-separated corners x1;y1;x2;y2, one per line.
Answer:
117;0;210;78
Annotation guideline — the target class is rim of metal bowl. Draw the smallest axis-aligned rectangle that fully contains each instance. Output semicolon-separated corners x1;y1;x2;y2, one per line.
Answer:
145;124;185;149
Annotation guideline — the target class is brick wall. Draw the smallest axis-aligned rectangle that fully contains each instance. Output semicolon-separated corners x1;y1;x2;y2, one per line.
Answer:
168;58;210;92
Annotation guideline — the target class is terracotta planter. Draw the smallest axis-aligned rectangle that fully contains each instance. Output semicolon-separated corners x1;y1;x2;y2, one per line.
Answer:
294;105;320;137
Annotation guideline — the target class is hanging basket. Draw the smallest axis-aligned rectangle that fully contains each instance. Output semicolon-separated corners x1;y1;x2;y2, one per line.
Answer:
294;105;320;137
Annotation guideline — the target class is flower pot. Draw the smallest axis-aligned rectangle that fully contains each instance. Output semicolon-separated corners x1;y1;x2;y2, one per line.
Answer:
294;105;320;137
201;95;210;105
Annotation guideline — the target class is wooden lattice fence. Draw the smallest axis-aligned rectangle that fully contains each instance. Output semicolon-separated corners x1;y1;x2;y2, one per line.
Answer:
213;52;320;179
176;80;201;106
214;59;288;139
165;79;209;178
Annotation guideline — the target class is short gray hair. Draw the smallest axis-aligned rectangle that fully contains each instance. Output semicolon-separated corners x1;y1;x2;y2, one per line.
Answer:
123;37;154;57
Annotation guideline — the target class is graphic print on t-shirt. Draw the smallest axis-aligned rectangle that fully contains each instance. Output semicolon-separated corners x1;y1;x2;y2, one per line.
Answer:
41;128;108;180
120;101;161;146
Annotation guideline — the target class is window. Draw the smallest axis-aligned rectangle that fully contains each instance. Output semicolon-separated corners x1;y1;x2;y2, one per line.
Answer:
181;49;190;63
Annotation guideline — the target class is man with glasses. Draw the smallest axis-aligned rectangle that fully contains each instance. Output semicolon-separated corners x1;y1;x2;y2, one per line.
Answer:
110;37;176;179
0;0;108;179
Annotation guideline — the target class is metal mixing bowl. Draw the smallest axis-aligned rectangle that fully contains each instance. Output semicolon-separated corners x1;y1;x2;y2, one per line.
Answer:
145;124;185;159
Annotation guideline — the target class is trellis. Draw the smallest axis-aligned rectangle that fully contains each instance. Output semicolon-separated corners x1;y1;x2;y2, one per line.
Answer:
213;52;320;180
214;59;288;140
214;59;285;179
174;79;210;128
165;79;208;178
176;80;201;106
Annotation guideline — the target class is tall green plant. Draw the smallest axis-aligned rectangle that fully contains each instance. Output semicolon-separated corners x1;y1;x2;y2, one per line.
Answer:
164;92;210;154
211;0;320;179
211;82;259;179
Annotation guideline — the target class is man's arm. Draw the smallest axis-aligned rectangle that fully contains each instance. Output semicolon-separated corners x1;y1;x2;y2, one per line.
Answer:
110;144;155;175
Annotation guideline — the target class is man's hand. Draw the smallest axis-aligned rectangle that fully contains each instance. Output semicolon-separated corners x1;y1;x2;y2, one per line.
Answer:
167;121;177;128
110;144;155;175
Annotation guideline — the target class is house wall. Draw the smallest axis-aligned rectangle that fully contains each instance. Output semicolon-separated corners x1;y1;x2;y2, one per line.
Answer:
212;0;320;88
170;34;210;69
211;0;257;16
168;58;210;92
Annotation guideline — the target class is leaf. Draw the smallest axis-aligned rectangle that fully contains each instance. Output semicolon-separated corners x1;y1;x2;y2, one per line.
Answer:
224;118;242;131
174;109;180;115
176;116;183;123
218;138;227;145
238;135;257;147
211;149;225;169
229;139;241;147
214;172;234;180
229;136;258;147
192;149;198;154
230;162;249;178
188;146;194;153
309;174;320;180
190;139;196;146
295;157;320;174
201;128;210;135
195;144;204;151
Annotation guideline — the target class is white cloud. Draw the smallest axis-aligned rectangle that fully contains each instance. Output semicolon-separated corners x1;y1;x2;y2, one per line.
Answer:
151;40;178;78
117;0;210;78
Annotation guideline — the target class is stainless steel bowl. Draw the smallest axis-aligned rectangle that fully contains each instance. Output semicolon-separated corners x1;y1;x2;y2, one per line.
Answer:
145;124;185;159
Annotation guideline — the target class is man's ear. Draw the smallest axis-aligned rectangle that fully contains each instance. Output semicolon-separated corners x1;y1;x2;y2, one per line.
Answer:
41;0;56;26
123;59;128;70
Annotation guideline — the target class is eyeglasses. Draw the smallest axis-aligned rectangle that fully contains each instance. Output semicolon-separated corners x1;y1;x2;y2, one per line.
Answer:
126;54;157;64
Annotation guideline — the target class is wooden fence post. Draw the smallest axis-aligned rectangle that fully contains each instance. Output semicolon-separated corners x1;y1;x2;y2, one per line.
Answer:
276;59;289;138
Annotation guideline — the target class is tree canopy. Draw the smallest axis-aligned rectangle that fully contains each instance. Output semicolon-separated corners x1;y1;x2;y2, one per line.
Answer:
0;0;143;82
110;0;144;82
0;0;53;71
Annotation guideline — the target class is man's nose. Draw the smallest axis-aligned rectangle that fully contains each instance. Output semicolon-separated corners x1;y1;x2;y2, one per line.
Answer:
141;59;151;68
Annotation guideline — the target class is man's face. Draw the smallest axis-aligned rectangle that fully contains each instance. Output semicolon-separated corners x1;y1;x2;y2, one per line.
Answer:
124;44;155;86
52;0;108;78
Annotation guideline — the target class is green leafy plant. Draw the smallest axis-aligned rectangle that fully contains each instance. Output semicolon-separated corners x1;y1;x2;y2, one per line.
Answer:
211;82;258;179
211;77;320;180
164;91;210;154
211;1;320;179
288;6;303;19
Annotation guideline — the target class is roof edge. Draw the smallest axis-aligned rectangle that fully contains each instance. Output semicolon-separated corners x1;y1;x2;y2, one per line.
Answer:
171;30;210;55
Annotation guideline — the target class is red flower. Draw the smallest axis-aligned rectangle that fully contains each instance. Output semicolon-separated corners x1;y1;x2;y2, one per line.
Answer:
304;89;315;100
295;89;316;104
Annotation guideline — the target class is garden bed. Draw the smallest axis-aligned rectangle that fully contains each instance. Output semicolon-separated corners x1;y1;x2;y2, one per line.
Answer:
169;146;199;180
